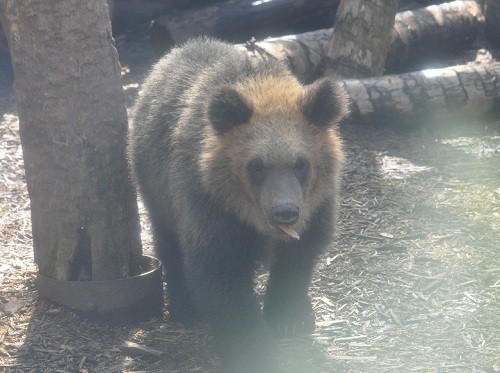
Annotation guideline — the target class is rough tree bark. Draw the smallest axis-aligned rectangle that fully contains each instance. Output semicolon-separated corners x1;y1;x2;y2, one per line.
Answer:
239;0;483;82
326;0;400;78
0;0;142;281
342;61;499;124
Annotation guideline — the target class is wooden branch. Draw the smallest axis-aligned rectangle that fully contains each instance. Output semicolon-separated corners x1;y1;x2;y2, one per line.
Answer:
341;61;499;124
238;0;484;82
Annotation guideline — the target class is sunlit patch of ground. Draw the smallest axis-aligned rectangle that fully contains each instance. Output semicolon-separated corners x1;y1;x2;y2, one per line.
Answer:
379;154;434;179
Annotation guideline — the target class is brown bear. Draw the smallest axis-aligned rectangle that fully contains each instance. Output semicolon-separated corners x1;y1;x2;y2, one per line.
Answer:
129;38;348;372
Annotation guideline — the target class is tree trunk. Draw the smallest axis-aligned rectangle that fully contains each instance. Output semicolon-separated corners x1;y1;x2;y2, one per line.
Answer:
342;61;500;124
239;0;483;82
0;0;142;281
326;0;400;78
485;0;500;48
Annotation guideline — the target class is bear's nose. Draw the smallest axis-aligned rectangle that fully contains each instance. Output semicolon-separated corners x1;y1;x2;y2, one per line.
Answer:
271;203;299;225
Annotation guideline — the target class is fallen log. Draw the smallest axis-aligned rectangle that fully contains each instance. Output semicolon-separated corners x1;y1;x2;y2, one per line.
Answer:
150;0;448;56
341;61;499;125
151;0;339;55
237;0;484;82
386;0;485;72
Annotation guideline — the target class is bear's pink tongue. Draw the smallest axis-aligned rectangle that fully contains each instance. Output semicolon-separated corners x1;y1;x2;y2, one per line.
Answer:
276;224;300;240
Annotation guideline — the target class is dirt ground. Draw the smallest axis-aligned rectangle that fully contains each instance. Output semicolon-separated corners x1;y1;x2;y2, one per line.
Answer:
1;29;499;372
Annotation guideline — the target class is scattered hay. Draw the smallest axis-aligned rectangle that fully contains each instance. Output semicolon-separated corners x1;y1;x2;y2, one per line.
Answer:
1;32;499;372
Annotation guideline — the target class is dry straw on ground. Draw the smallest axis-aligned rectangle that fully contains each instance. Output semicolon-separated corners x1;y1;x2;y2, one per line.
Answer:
1;30;499;372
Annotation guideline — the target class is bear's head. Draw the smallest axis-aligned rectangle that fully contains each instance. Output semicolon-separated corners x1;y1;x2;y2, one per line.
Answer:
201;75;348;241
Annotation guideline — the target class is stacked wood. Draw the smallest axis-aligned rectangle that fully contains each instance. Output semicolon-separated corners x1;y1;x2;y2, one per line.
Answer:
238;0;485;82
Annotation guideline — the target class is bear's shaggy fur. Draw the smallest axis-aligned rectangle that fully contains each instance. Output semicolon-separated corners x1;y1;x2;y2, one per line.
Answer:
129;39;348;371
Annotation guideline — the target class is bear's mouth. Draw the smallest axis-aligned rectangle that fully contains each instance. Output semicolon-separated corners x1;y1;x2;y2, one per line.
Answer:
276;224;300;240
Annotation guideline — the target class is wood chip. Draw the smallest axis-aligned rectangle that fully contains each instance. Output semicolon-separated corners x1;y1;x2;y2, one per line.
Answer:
120;341;163;358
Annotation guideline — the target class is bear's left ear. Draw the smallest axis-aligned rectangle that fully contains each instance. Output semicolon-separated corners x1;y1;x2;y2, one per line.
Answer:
207;86;253;134
301;78;349;128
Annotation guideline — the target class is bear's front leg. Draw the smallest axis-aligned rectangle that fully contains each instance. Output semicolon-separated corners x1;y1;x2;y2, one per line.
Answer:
263;244;317;337
182;219;282;373
264;205;332;338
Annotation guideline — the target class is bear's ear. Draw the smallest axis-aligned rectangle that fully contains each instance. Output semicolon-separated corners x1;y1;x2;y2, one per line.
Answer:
207;86;253;134
301;78;349;128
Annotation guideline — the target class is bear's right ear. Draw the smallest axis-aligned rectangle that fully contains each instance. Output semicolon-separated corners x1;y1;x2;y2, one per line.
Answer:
207;86;253;134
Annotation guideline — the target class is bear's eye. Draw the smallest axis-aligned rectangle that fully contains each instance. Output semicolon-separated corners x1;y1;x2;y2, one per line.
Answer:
247;158;265;182
294;156;310;183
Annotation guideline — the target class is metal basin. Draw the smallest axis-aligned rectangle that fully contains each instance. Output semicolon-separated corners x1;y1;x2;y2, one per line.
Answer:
36;255;163;324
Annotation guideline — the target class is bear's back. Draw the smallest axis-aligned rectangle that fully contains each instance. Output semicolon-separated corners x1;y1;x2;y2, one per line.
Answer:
132;39;244;139
130;40;244;192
